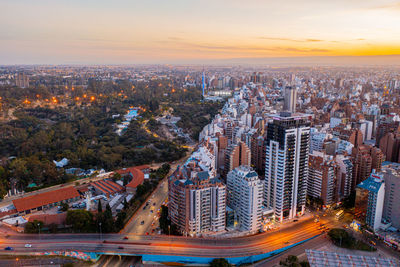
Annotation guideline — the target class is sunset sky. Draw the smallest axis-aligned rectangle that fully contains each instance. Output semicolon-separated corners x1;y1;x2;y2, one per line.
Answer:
1;0;400;64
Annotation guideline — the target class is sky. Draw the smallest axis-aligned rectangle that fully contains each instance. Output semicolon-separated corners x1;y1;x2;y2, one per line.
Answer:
1;0;400;64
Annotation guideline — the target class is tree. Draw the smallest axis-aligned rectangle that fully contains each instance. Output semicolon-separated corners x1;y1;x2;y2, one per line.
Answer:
112;172;121;182
210;258;231;267
24;220;44;234
115;211;127;231
66;210;94;232
123;198;128;210
98;199;102;213
279;255;300;266
60;202;69;212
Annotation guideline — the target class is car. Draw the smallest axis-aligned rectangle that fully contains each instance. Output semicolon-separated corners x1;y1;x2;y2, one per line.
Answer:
153;202;156;206
143;206;146;210
4;247;13;251
24;244;32;248
145;232;149;235
151;229;155;233
293;219;298;222
141;221;145;225
123;236;129;240
150;210;153;213
118;246;124;249
370;240;376;246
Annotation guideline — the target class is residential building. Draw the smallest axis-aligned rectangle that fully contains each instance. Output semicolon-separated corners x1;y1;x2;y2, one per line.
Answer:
223;141;251;179
283;86;297;113
355;172;385;231
168;161;226;236
15;72;29;88
352;144;384;190
226;166;263;233
264;112;311;221
379;132;400;163
335;155;353;199
381;163;400;229
307;151;338;205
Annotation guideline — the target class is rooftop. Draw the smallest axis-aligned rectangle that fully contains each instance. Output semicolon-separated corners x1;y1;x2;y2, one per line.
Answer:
306;249;399;267
12;186;80;212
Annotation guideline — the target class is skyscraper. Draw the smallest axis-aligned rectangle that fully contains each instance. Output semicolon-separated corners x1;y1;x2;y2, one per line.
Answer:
264;112;311;221
227;166;263;233
283;86;297;113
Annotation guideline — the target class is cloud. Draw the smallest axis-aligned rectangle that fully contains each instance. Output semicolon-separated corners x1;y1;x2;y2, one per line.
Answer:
257;36;324;43
370;2;400;11
168;37;183;41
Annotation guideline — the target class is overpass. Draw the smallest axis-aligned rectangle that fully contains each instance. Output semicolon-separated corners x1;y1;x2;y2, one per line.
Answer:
0;217;336;265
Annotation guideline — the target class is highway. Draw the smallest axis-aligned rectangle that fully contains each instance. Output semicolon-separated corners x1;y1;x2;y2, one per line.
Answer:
0;216;339;258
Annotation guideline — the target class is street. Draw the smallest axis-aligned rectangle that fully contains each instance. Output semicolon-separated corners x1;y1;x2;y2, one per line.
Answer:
121;147;194;235
0;216;339;259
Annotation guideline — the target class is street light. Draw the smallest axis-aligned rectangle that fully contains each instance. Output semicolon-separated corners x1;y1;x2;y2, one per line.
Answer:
37;223;41;240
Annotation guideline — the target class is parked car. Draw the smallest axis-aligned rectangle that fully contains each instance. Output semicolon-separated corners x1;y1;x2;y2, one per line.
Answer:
141;221;145;225
4;247;13;251
24;244;32;248
118;246;124;249
123;236;129;240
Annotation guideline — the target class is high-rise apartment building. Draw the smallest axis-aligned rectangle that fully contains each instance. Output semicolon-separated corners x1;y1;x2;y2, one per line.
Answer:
376;117;400;147
307;152;338;205
335;155;353;200
283;86;297;113
250;135;265;176
355;172;385;231
168;161;226;236
223;141;251;179
381;163;400;229
264;112;311;221
227;166;263;233
352;144;384;191
15;73;29;88
379;132;400;163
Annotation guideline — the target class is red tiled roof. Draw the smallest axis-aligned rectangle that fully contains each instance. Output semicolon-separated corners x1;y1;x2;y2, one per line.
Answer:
116;165;150;175
126;168;144;189
12;187;80;212
28;213;67;225
92;182;111;195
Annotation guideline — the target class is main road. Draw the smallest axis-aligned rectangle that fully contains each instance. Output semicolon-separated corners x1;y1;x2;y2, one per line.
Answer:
0;216;338;258
121;146;194;235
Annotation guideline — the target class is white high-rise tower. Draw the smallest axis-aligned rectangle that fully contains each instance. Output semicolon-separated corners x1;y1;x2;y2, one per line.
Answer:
283;86;297;113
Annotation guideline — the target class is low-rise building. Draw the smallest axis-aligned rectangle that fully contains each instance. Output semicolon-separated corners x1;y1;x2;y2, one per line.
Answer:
12;186;80;215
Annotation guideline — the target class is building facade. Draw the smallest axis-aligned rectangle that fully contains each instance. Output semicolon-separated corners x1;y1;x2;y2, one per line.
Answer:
307;152;338;205
227;165;263;233
168;161;226;236
264;112;311;221
355;172;385;231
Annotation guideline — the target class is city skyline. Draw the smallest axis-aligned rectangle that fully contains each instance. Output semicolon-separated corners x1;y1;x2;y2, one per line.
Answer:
1;0;400;64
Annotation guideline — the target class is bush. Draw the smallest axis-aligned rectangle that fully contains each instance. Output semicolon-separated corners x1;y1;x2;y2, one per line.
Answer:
210;258;231;267
328;228;376;251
